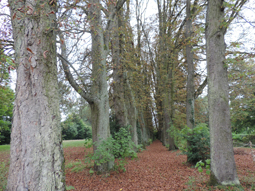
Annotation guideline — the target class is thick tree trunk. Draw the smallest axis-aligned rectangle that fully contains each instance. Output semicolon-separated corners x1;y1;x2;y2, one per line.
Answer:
186;0;195;130
89;0;113;173
185;0;195;163
7;1;65;190
206;0;239;185
125;76;138;145
112;9;128;129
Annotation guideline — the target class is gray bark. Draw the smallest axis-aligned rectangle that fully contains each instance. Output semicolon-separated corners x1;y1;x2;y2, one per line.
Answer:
7;0;65;190
206;0;239;185
88;0;113;172
186;0;195;130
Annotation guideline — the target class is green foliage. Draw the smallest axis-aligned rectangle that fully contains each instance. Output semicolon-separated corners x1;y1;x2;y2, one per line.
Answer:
0;86;14;145
180;123;210;164
167;125;186;151
85;126;141;173
195;159;211;175
111;127;137;158
232;133;244;142
243;134;255;144
61;113;92;140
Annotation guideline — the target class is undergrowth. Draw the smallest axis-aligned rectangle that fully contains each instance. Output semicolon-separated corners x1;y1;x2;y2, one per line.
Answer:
84;126;144;173
65;160;86;173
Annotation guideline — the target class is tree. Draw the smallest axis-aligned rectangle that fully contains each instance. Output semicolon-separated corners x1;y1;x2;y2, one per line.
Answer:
0;86;14;144
61;113;92;140
205;0;247;185
7;0;65;190
0;49;15;145
58;0;127;173
111;2;138;145
228;56;255;133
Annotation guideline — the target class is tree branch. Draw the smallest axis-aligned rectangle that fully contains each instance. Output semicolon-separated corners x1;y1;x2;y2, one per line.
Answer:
194;77;207;99
57;53;95;104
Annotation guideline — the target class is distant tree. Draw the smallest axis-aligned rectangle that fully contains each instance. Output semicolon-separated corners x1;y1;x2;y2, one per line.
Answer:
228;58;255;133
0;86;14;144
62;113;92;140
0;49;15;145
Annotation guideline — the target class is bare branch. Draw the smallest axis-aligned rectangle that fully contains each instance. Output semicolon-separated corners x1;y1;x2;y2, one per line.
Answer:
194;77;207;99
57;53;95;104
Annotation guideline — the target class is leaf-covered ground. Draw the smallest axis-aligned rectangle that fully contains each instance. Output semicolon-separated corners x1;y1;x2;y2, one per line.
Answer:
1;140;255;190
64;140;255;191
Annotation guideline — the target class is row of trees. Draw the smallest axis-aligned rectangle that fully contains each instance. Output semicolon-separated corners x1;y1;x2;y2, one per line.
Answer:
1;0;254;189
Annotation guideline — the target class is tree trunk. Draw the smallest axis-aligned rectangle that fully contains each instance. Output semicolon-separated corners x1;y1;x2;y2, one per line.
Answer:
7;0;65;190
89;0;113;172
186;0;195;130
112;8;128;129
206;0;239;185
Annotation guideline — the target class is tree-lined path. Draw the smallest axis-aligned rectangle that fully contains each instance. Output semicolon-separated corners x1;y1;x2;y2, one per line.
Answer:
64;141;255;191
64;140;253;191
1;140;255;190
65;140;199;190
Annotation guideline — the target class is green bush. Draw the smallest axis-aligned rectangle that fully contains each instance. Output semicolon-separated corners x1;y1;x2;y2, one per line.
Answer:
243;134;255;144
232;133;244;142
181;123;210;164
85;126;140;172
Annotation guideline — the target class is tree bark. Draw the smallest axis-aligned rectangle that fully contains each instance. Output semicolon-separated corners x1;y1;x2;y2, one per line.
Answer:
186;0;195;130
88;0;113;172
206;0;239;185
112;7;128;129
7;0;65;190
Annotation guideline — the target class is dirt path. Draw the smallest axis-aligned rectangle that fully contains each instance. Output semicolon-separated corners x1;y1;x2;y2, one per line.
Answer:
65;140;202;191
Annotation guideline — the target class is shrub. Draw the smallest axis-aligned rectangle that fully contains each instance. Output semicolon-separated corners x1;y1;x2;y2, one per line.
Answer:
243;134;255;144
232;133;244;142
181;123;210;164
85;126;141;173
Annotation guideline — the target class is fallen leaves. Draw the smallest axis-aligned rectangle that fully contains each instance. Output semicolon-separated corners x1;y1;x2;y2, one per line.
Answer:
63;141;255;191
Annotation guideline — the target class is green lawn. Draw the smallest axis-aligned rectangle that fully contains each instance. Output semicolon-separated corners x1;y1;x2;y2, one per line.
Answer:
62;139;86;148
0;139;87;152
0;145;10;152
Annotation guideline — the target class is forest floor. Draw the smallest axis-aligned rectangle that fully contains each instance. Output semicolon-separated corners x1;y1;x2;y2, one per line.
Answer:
1;140;255;191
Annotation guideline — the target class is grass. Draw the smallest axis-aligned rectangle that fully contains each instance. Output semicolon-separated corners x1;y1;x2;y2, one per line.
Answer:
66;185;75;190
62;139;87;148
0;139;87;152
0;161;9;191
0;145;10;152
